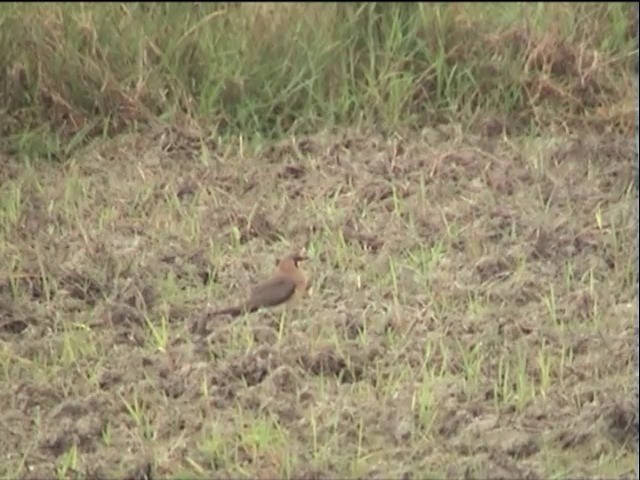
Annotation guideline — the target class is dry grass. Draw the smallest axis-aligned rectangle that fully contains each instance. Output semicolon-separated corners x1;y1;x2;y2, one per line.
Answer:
0;2;638;479
1;125;637;478
0;3;637;159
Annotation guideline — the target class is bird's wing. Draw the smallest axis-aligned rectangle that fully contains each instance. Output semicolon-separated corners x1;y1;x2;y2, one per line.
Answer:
246;276;297;310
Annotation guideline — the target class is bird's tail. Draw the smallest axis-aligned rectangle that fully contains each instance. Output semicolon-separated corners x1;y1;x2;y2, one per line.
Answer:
211;305;243;317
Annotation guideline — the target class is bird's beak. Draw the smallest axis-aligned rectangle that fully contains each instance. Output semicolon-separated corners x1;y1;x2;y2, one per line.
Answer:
295;248;309;262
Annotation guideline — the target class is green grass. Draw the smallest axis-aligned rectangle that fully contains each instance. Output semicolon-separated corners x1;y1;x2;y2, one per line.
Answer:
0;2;636;159
0;124;636;478
0;2;637;479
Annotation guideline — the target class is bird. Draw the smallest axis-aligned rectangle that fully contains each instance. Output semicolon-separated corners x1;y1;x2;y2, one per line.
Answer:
211;251;310;318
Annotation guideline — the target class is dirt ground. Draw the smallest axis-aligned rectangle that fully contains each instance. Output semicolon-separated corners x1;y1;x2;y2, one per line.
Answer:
0;124;637;479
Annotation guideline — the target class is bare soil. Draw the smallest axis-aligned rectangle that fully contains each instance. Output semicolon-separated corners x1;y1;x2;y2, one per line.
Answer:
0;124;637;479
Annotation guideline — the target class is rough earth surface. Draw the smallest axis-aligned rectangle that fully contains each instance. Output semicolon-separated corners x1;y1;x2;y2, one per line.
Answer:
0;124;637;478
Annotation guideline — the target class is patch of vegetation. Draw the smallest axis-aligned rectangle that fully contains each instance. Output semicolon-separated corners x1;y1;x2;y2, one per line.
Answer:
0;3;637;479
0;3;636;159
0;127;636;479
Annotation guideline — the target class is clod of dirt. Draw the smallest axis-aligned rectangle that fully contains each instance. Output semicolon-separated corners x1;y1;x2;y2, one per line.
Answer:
99;302;145;327
494;429;540;459
40;395;107;456
301;344;347;377
555;396;638;455
176;176;200;199
187;311;213;337
474;255;512;283
252;325;279;345
334;313;365;339
476;116;507;138
267;365;300;393
452;452;541;480
160;374;186;399
456;422;539;460
464;414;499;436
125;461;153;480
293;468;334;480
157;248;215;287
358;181;396;204
59;269;106;306
394;417;414;443
238;210;280;244
341;225;383;252
278;164;307;179
262;139;300;162
486;168;515;195
119;283;157;311
254;376;303;424
600;400;638;446
297;386;315;404
299;342;379;383
439;409;474;438
22;466;55;480
13;380;63;411
0;318;30;334
220;344;278;387
97;368;123;390
427;149;487;182
566;289;595;321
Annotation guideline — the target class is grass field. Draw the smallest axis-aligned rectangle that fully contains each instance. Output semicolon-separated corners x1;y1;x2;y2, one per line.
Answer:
1;3;638;479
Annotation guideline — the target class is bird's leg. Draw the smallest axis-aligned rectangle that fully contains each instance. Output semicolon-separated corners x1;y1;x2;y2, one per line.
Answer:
277;310;287;341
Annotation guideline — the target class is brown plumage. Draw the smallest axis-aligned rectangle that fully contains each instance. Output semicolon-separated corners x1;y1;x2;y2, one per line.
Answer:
212;252;309;317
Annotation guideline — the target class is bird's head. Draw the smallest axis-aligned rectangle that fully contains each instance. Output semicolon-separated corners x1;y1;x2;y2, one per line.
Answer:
276;250;309;269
